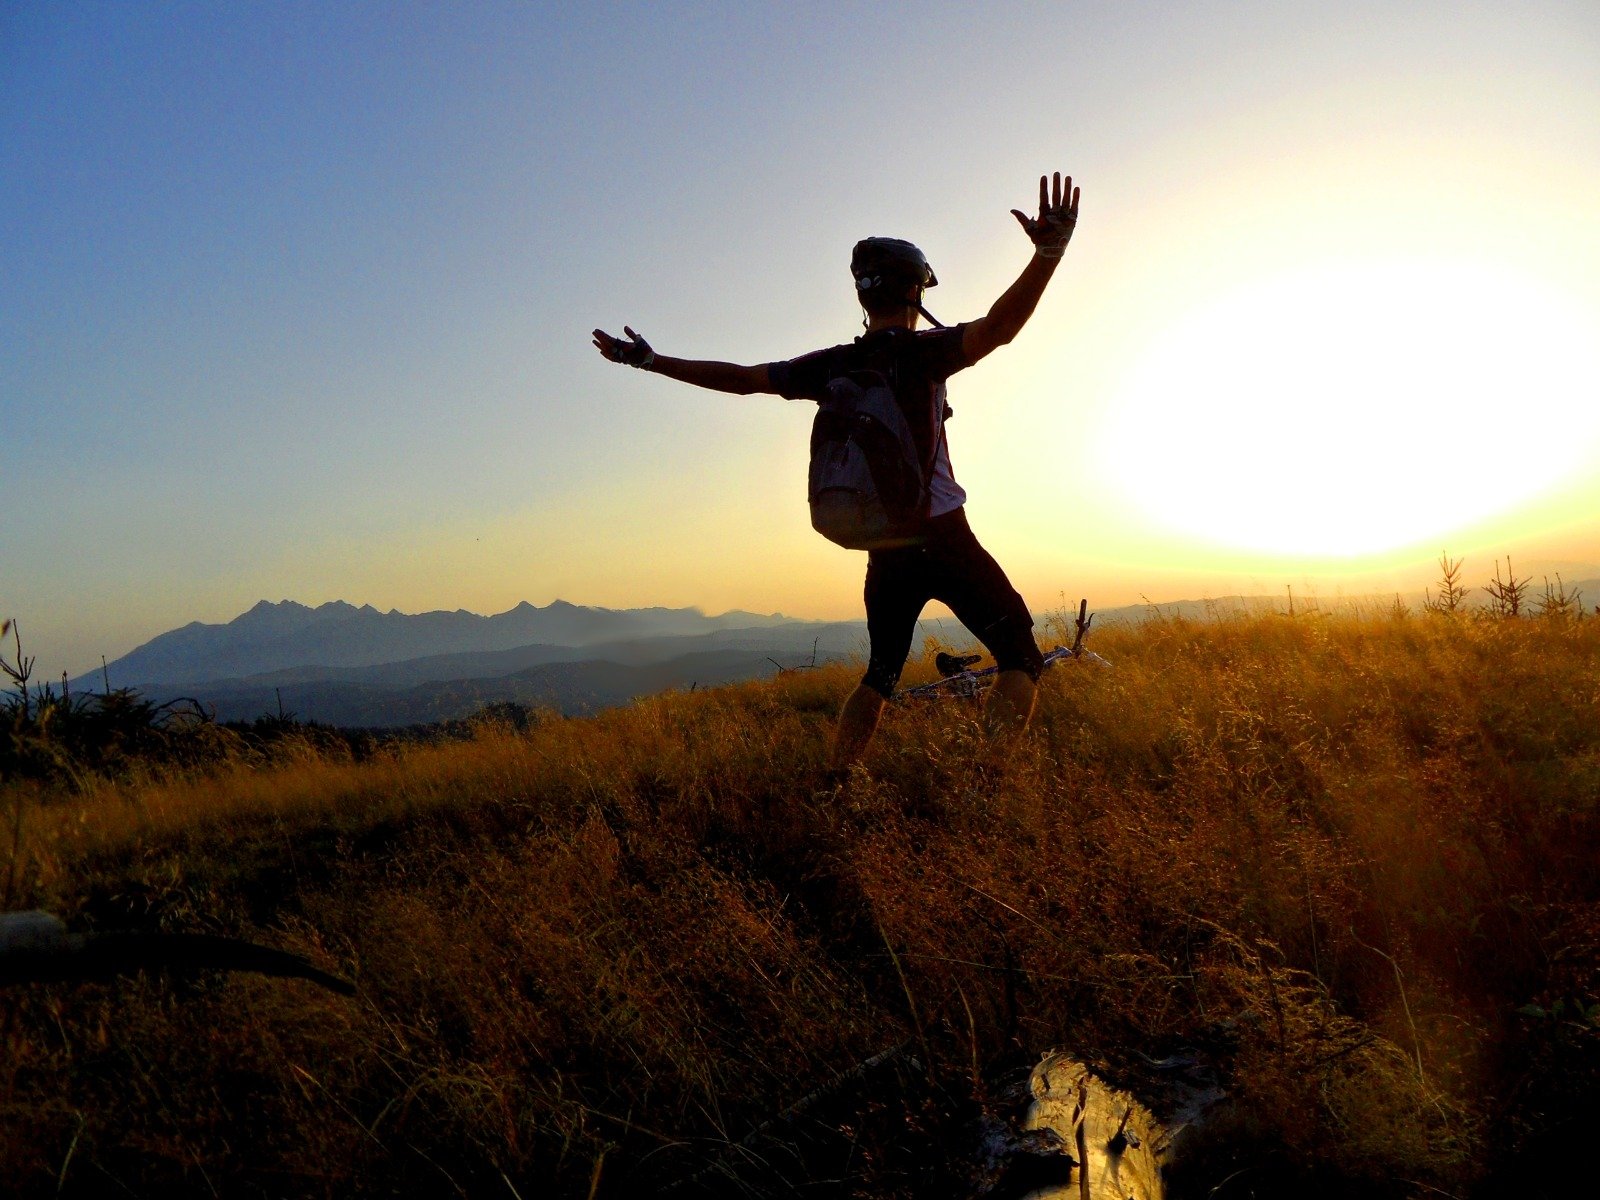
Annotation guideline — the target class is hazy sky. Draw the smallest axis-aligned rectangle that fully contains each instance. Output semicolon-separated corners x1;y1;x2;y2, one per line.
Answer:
5;1;1599;677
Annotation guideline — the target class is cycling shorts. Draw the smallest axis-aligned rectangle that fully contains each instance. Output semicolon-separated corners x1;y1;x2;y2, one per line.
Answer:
860;507;1043;697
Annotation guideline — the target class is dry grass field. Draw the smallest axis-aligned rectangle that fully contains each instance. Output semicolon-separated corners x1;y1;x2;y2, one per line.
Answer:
3;607;1598;1197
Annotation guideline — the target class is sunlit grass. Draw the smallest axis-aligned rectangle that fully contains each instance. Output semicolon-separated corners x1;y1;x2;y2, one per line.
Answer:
3;609;1598;1196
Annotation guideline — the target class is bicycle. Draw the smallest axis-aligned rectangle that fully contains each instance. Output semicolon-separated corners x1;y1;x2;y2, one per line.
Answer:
897;599;1109;702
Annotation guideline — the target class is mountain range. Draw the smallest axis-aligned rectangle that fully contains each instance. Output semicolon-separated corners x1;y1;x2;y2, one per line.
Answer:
97;598;800;686
73;578;1600;728
77;600;868;726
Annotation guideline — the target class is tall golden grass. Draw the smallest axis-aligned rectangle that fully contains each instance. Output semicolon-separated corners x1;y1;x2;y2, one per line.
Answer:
3;608;1598;1197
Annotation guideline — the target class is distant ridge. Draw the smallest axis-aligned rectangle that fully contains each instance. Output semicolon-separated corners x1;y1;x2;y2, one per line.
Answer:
84;600;799;690
174;647;847;727
72;579;1600;727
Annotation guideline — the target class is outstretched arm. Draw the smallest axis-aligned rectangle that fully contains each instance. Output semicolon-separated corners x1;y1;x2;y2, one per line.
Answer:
962;172;1080;365
591;326;775;395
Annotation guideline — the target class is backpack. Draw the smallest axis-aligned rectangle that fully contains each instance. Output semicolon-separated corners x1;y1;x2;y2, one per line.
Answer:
807;364;941;551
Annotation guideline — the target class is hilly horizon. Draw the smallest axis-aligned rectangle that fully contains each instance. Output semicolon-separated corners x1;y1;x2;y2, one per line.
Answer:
72;577;1600;726
83;597;802;690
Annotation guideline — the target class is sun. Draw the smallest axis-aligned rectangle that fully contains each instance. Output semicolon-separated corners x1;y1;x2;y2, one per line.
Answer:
1092;259;1600;558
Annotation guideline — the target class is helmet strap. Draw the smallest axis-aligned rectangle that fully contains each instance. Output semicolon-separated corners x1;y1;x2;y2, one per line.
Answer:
859;282;943;330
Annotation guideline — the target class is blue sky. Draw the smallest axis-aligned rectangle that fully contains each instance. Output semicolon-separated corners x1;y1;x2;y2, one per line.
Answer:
5;1;1599;677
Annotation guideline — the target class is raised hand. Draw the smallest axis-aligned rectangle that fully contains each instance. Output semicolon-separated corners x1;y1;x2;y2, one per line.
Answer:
591;325;656;369
1010;172;1079;258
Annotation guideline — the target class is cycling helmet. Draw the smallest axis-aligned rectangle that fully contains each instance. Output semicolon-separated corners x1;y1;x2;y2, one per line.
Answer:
851;237;938;292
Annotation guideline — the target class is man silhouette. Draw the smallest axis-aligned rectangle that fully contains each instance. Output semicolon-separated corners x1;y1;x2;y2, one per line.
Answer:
594;172;1079;768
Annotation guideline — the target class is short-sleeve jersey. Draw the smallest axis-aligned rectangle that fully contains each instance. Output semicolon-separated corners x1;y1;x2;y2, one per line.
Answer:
768;323;974;519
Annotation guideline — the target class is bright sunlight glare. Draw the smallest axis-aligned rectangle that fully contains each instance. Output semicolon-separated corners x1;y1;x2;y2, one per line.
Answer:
1093;260;1600;557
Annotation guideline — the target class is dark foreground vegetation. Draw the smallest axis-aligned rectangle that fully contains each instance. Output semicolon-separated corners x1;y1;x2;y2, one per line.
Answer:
2;606;1598;1197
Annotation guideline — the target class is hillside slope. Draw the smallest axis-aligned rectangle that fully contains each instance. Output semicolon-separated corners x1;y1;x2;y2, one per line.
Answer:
193;646;843;725
6;611;1599;1198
